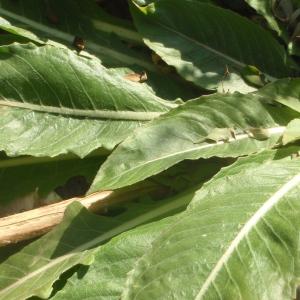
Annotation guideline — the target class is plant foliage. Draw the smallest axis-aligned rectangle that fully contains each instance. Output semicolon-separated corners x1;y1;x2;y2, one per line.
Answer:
0;0;300;299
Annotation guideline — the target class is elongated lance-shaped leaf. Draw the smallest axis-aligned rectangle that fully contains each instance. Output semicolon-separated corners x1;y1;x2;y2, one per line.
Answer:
54;149;300;300
52;160;223;300
0;186;196;300
255;78;300;114
91;91;299;191
209;145;300;182
0;16;44;45
121;157;300;300
0;43;176;157
0;0;156;68
0;14;203;101
52;215;177;300
130;0;292;92
51;159;231;300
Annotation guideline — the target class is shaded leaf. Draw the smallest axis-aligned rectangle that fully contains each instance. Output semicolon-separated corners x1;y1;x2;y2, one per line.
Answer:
131;0;291;92
244;0;300;55
0;0;154;68
256;78;300;113
0;185;196;300
0;153;104;205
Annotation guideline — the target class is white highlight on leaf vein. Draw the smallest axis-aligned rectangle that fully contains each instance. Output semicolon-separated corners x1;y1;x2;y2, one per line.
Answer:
98;126;285;187
196;171;300;299
0;100;162;121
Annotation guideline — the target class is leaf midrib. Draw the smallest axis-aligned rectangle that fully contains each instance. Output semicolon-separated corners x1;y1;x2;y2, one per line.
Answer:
0;100;163;121
98;126;285;188
195;171;300;299
142;5;246;69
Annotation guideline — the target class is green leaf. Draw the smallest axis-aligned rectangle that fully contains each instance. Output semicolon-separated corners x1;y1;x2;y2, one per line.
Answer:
0;6;202;103
244;0;300;56
135;0;215;5
109;66;201;101
130;0;291;92
0;16;44;45
0;0;155;69
0;43;175;157
0;186;195;300
256;78;300;114
211;146;300;181
52;157;229;300
283;118;300;144
0;203;101;300
121;158;300;299
52;160;223;299
0;153;104;205
244;0;285;36
91;92;297;191
195;127;235;143
52;216;176;300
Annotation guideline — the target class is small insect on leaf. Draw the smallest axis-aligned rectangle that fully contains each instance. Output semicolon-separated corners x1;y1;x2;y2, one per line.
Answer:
124;71;148;83
194;128;235;144
73;36;85;52
246;128;271;140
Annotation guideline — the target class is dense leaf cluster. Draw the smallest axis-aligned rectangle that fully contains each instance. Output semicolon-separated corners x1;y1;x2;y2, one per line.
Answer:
0;0;300;299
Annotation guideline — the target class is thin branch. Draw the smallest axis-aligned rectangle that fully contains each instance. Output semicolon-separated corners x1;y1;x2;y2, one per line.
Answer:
0;185;156;246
